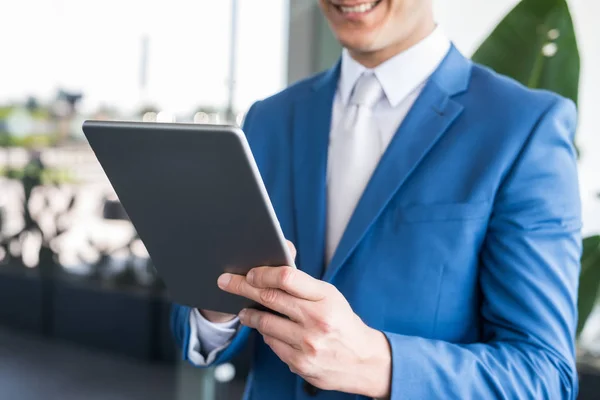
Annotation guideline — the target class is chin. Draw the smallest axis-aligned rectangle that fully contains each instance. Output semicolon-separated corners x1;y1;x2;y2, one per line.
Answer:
338;36;379;53
336;24;384;53
321;0;388;50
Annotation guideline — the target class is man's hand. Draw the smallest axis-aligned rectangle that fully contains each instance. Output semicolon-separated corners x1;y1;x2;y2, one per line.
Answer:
198;242;299;324
216;246;392;398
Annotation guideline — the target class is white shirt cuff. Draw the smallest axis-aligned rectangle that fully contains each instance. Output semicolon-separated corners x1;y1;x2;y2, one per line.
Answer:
187;308;240;365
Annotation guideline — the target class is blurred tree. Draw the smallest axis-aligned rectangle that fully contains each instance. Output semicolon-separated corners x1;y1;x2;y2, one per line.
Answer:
25;96;40;112
53;89;83;144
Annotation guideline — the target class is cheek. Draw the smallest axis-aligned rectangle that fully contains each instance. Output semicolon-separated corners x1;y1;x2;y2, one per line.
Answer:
376;2;407;36
318;0;329;15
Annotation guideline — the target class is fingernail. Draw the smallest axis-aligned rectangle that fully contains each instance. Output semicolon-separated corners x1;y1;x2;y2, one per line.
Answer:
246;270;254;284
217;274;231;288
239;309;247;320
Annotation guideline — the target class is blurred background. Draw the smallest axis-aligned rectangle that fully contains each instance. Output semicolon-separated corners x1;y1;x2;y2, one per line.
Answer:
0;0;599;399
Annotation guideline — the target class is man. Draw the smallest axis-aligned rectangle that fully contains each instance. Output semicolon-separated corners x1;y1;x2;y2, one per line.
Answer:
172;0;582;398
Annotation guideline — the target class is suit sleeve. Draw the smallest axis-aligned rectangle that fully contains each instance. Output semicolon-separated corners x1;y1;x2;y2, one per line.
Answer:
170;101;263;367
382;98;581;399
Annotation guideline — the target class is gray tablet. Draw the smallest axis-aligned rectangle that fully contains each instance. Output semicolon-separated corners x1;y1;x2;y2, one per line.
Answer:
82;120;295;314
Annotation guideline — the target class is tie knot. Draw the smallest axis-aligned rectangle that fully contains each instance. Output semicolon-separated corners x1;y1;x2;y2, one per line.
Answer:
350;73;383;109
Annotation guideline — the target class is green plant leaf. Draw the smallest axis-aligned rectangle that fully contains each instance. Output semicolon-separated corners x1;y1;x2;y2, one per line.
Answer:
581;236;600;272
472;0;580;105
577;235;600;336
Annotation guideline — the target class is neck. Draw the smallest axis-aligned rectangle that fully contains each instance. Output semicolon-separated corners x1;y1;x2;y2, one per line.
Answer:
348;18;436;69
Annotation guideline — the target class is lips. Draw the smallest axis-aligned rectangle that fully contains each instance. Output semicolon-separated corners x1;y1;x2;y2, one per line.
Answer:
329;0;382;15
329;0;377;5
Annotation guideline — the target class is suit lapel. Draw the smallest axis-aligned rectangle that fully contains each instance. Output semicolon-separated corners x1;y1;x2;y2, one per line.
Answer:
323;47;472;282
292;64;340;279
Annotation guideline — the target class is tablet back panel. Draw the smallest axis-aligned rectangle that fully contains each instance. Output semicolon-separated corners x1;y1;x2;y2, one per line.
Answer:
82;120;292;314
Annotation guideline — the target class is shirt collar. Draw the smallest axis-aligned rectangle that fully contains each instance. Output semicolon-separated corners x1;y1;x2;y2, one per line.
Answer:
338;26;451;108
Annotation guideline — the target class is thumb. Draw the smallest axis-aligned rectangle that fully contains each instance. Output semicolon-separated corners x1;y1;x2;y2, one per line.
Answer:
286;240;297;260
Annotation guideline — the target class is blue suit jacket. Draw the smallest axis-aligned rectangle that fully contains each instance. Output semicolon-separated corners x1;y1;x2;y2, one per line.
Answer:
172;47;581;399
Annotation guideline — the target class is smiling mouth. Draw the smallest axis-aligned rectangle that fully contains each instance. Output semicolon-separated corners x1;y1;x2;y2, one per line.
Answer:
330;0;383;14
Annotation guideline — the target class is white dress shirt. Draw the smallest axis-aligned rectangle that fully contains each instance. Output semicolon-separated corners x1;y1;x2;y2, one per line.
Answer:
187;26;451;365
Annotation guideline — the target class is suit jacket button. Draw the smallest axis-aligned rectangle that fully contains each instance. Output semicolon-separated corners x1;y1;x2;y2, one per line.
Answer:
303;380;319;396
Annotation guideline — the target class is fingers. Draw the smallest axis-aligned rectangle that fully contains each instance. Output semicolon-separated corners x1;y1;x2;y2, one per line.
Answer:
239;308;302;347
262;333;318;379
218;273;304;321
287;240;297;259
261;334;303;374
246;266;328;301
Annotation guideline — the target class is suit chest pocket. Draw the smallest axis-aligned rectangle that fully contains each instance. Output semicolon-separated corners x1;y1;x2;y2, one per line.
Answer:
356;201;490;335
388;201;490;267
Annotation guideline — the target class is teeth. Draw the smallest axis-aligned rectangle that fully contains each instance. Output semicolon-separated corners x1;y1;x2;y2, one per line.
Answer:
339;1;377;13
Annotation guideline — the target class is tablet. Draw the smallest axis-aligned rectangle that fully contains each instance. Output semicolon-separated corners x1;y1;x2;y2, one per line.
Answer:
82;120;295;314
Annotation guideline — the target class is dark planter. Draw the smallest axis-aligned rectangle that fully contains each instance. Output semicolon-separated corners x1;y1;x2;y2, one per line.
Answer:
103;199;130;221
578;362;600;399
51;275;158;360
0;265;44;332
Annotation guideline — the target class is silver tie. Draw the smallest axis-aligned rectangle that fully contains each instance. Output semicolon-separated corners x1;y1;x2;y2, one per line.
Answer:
327;72;384;264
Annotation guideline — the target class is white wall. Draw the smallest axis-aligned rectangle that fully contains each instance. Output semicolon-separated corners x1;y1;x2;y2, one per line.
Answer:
434;0;600;236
